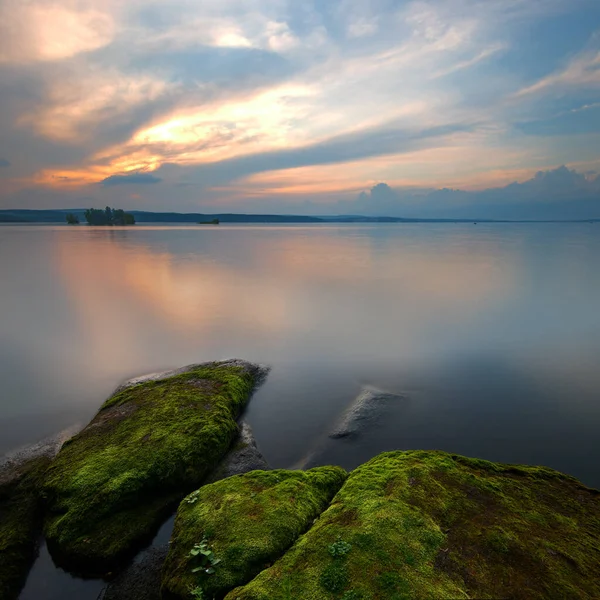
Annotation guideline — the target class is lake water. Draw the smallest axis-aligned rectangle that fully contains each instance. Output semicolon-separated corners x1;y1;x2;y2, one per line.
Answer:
1;223;599;489
3;222;599;598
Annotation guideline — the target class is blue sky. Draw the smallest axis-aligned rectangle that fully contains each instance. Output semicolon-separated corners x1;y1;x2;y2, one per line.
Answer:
0;0;599;216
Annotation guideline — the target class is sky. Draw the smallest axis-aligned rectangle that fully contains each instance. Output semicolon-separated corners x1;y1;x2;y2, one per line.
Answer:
0;0;599;217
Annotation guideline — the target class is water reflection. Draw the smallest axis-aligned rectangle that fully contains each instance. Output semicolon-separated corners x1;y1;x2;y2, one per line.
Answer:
51;224;520;367
0;224;599;489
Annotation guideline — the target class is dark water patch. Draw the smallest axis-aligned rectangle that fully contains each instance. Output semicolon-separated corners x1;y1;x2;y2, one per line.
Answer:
19;515;177;600
18;539;105;600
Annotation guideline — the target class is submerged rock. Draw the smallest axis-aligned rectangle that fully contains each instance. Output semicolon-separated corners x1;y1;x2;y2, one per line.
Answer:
227;450;600;600
205;421;269;484
42;359;269;575
329;387;406;439
161;466;347;600
0;456;50;600
99;546;167;600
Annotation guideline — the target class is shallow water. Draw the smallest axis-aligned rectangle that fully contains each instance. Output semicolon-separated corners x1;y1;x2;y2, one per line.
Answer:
1;222;599;597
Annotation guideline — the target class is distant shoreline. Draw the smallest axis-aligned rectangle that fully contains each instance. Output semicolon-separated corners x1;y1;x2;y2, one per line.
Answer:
1;209;599;225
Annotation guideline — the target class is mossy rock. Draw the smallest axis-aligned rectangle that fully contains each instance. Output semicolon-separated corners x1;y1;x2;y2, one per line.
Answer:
0;456;50;600
42;360;267;574
227;450;600;600
162;466;347;600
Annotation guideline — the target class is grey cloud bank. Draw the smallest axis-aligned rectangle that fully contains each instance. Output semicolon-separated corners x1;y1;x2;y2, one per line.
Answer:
345;167;600;220
102;173;162;186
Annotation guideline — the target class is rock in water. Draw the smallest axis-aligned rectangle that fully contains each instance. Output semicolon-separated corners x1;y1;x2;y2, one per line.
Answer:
98;420;269;600
0;457;50;600
227;451;600;600
99;546;168;600
205;421;269;484
0;424;82;473
161;466;347;600
42;359;269;575
329;387;405;439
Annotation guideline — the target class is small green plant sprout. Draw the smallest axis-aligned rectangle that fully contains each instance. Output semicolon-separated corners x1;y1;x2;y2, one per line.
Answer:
190;586;205;599
190;538;221;575
186;490;200;504
328;537;352;558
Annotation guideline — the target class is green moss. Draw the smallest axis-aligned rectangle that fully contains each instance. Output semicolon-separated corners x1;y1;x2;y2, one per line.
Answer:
0;457;50;600
226;450;600;600
42;362;261;574
161;466;347;600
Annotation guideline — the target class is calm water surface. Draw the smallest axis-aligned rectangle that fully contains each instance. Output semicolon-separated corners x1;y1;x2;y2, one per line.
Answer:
3;222;600;598
2;223;599;485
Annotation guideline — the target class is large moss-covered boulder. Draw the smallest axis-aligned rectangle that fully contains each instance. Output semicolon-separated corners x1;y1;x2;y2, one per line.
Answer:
162;467;347;600
0;457;50;600
42;360;267;574
227;450;600;600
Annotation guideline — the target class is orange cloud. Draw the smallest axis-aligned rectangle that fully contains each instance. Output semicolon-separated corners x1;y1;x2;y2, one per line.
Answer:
0;1;116;63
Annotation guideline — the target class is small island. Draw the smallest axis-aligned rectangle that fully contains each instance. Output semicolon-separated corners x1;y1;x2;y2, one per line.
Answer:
64;207;135;226
198;218;220;225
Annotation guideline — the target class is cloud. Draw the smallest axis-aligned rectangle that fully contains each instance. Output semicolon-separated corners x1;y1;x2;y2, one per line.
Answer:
153;120;478;194
0;1;116;63
101;173;162;186
0;158;10;167
0;0;599;212
515;44;600;97
349;166;600;220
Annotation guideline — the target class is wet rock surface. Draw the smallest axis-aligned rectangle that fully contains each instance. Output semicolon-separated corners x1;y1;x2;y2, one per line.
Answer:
330;387;406;439
0;457;50;600
205;421;269;484
98;546;168;600
0;425;81;486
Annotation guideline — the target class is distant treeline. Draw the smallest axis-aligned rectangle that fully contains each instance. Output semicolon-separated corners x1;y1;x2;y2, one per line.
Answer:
66;207;136;226
2;209;598;225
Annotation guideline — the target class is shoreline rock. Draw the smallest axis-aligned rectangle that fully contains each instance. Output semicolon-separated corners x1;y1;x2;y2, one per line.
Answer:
0;424;82;485
98;546;168;600
1;426;83;600
115;359;269;394
42;360;269;576
227;451;600;600
161;466;347;600
0;456;50;600
98;419;270;600
4;361;599;600
205;421;269;484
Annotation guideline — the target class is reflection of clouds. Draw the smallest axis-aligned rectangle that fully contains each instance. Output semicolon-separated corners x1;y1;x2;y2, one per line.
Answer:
54;227;517;367
265;230;514;304
55;231;289;342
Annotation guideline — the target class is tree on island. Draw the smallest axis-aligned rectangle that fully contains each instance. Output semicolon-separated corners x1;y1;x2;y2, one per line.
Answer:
84;207;135;226
65;213;79;225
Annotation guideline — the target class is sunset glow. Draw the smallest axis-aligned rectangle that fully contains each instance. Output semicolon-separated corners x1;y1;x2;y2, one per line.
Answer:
0;0;598;216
